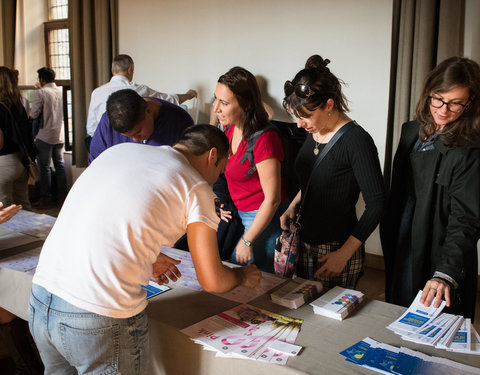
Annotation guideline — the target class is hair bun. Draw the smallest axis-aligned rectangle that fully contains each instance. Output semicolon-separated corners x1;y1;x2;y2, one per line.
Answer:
305;55;331;70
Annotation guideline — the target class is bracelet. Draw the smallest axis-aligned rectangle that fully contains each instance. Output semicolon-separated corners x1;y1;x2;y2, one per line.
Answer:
241;235;252;247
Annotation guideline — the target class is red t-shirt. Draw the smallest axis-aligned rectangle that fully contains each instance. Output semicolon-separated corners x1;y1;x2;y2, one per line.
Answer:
224;125;284;211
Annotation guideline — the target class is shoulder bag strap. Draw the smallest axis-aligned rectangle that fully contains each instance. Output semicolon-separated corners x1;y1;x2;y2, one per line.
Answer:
296;121;355;223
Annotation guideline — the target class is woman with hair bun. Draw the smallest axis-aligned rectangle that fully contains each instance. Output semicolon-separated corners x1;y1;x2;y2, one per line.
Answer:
280;55;385;288
381;57;480;319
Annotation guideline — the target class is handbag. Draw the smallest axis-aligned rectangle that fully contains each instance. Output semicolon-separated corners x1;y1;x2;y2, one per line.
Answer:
274;121;355;277
0;102;40;183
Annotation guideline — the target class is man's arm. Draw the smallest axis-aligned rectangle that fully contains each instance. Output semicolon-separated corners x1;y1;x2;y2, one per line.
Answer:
186;221;261;293
176;89;197;104
29;89;43;119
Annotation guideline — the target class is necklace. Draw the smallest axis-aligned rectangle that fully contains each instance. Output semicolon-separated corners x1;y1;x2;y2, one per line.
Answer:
313;133;328;155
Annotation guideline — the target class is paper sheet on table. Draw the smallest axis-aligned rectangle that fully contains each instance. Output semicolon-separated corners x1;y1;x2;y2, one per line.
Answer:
1;209;56;240
0;226;40;251
0;247;41;273
161;246;285;302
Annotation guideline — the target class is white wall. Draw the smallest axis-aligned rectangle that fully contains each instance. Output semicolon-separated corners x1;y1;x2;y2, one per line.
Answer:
118;0;393;256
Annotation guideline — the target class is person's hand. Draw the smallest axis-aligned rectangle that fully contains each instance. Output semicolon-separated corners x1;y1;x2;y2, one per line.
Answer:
420;278;451;308
280;205;296;230
186;89;197;99
0;203;22;224
219;207;232;222
152;253;182;285
238;264;262;288
314;249;350;279
235;241;253;264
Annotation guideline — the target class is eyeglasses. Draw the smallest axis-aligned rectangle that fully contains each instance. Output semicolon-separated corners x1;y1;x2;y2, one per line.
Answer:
429;96;469;113
284;80;317;98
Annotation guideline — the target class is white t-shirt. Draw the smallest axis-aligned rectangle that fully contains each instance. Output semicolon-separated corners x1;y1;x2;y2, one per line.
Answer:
86;75;179;136
33;144;219;318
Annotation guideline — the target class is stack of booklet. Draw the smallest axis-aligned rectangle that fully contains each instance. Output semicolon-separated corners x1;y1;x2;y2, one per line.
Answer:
181;304;304;365
340;337;480;374
310;286;364;320
387;291;480;355
270;279;323;309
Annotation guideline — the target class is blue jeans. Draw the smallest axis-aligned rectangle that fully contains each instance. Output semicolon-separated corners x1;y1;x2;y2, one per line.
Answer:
29;284;150;375
230;200;288;273
35;139;67;200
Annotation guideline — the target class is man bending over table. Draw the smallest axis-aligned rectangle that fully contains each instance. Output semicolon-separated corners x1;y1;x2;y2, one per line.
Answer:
29;125;261;374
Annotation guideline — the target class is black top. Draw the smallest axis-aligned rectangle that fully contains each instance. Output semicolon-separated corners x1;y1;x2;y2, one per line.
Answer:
295;122;385;245
0;103;36;166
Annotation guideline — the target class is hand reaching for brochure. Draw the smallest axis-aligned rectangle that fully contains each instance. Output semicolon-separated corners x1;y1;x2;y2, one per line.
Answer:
238;264;262;289
419;278;451;309
0;202;21;224
152;253;182;285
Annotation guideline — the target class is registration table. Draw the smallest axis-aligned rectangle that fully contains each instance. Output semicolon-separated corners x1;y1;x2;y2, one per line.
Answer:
1;212;480;374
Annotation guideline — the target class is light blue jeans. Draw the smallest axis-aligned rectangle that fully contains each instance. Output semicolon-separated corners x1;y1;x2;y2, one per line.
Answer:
29;284;149;375
230;200;288;273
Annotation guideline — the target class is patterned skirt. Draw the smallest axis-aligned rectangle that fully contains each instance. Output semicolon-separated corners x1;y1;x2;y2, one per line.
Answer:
296;241;365;289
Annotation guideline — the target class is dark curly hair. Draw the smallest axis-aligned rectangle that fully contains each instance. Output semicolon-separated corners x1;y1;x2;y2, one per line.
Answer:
283;55;349;118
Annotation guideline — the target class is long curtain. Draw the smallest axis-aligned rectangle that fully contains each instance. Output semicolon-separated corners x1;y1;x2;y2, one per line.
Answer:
0;0;16;68
383;0;465;187
68;0;118;167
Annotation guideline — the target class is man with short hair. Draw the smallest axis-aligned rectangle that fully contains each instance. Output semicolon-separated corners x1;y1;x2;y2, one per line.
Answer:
88;89;194;163
86;54;197;139
30;67;67;208
29;125;262;374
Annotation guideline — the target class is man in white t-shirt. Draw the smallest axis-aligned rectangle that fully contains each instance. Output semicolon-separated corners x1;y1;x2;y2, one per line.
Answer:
85;54;197;144
29;125;261;374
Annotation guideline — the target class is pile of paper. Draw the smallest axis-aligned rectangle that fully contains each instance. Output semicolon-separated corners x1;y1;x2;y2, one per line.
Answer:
271;279;323;309
181;304;303;365
340;337;480;374
310;286;364;320
387;291;480;355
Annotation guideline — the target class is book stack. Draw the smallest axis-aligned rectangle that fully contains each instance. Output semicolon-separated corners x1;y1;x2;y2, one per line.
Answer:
387;290;480;355
340;337;480;374
310;286;364;320
271;279;323;309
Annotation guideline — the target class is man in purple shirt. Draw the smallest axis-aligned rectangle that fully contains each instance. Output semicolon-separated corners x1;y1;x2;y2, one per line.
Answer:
88;89;193;163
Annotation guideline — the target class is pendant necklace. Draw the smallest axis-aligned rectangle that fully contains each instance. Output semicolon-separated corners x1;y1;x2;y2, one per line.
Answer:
313;141;320;155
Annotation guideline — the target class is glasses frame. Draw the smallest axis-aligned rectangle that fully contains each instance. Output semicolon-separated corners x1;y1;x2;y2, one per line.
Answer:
284;80;317;99
428;95;469;113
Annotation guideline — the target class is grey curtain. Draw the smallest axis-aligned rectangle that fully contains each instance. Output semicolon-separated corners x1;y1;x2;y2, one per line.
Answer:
68;0;118;167
0;0;16;68
383;0;465;187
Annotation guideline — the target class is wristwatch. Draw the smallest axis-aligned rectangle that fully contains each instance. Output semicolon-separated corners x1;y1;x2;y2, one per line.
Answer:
241;235;252;247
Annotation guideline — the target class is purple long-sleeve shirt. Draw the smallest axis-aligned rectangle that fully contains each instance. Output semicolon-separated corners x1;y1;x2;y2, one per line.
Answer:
88;98;193;163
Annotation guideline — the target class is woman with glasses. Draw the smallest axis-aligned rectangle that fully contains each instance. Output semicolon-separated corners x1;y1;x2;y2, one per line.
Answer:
381;57;480;319
280;55;385;288
213;66;287;273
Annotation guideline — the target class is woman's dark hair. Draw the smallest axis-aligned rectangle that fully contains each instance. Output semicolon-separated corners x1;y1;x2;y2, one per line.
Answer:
416;56;480;146
0;66;23;112
283;55;349;118
218;66;269;140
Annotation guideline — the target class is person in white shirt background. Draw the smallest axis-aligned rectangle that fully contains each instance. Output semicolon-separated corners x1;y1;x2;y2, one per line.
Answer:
29;67;67;209
85;54;197;148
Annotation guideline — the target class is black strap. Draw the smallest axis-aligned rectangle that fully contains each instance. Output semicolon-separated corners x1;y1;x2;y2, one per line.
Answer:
296;121;355;223
239;123;277;178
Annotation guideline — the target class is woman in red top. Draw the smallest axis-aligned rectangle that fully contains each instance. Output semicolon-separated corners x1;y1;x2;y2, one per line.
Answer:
213;67;286;273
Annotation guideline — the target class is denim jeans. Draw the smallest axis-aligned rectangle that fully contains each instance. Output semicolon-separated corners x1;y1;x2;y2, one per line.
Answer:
29;284;150;375
230;200;288;273
35;139;67;200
